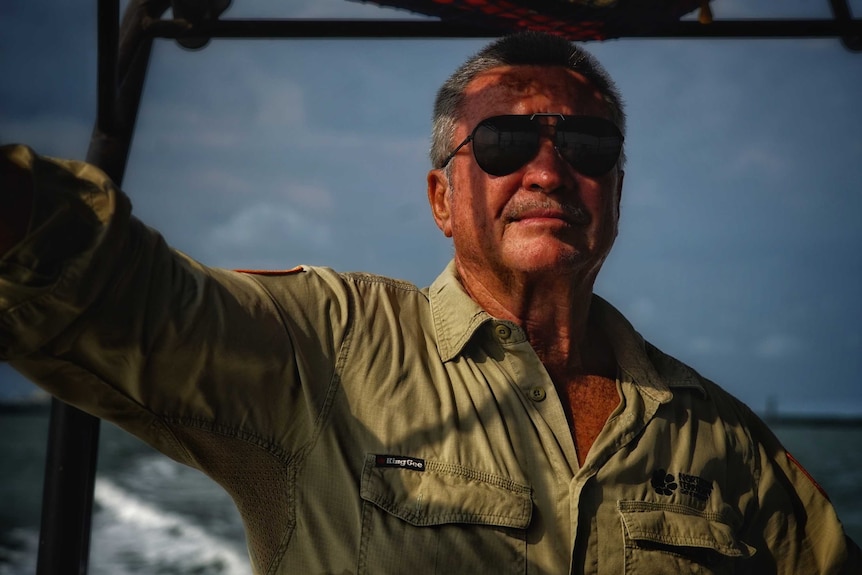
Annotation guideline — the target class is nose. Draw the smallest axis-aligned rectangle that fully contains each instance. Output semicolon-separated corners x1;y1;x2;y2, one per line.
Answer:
521;135;575;194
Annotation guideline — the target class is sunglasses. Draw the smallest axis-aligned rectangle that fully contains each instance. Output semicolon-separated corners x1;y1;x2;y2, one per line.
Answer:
440;113;623;177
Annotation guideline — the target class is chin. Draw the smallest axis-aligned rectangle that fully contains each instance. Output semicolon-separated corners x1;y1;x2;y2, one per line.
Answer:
506;248;587;275
516;231;615;271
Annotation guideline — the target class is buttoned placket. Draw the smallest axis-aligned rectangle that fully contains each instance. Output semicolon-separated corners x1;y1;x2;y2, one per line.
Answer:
490;320;578;472
488;320;585;572
487;319;672;575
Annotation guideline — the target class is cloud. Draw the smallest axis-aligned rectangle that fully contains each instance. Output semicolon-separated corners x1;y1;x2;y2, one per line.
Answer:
726;144;787;179
211;201;332;247
301;130;427;155
281;181;334;213
620;175;671;209
251;77;306;129
192;168;259;199
627;296;658;324
179;167;333;212
203;200;334;267
687;335;737;356
753;333;805;359
137;51;307;151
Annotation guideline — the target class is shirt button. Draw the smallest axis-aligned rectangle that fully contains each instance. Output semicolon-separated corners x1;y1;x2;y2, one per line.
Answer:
494;323;512;341
528;386;547;402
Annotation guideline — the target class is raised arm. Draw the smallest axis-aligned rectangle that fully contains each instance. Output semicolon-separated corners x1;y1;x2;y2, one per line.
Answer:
0;144;348;464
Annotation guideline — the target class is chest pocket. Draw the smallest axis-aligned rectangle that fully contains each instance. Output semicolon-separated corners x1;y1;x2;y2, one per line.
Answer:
618;500;755;575
358;454;532;575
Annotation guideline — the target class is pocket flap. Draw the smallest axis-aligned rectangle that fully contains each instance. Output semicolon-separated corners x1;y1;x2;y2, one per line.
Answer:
360;454;532;529
618;500;755;558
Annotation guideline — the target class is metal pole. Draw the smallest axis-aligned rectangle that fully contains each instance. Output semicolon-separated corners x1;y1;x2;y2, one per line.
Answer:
829;0;862;51
139;17;862;42
36;0;161;573
36;401;101;575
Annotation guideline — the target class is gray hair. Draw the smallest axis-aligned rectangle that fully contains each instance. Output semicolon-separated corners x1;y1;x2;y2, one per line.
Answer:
430;31;626;170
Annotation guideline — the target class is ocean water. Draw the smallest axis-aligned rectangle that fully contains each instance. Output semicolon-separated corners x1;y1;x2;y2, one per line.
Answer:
0;413;250;575
1;412;861;574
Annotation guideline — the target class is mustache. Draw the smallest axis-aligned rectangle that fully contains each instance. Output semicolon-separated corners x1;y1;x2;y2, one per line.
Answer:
503;198;591;226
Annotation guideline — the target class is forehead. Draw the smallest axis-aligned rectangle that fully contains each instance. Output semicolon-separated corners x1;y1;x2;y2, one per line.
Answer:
460;65;609;126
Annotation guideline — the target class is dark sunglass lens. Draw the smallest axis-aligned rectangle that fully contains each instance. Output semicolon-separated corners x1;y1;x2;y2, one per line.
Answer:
472;116;539;176
556;117;622;177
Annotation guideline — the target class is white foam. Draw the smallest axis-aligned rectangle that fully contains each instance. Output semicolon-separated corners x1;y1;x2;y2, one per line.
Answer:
91;478;251;575
0;528;38;575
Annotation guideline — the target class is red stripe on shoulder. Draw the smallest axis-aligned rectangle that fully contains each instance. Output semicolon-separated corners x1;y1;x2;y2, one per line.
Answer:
234;265;304;276
786;451;830;501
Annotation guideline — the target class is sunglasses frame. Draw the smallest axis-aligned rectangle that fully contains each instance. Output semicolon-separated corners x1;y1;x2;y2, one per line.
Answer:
440;113;623;177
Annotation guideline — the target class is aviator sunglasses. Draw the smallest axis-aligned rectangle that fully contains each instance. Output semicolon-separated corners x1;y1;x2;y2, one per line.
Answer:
440;113;623;178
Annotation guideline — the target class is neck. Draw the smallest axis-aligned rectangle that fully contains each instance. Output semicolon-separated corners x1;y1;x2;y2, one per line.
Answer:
456;259;610;377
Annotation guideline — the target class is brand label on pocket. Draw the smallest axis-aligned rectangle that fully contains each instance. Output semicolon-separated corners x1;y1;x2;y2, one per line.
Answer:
375;454;426;472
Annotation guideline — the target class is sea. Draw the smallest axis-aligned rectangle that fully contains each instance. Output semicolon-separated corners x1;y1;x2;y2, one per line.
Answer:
1;410;861;574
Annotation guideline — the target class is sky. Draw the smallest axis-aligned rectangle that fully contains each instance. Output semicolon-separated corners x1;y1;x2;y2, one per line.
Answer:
1;0;861;415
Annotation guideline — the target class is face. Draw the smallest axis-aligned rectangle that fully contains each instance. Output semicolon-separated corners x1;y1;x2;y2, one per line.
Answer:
427;65;624;287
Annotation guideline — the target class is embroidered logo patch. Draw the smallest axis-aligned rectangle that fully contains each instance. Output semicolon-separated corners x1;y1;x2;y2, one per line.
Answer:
375;455;426;472
651;468;713;501
651;469;678;495
678;472;714;501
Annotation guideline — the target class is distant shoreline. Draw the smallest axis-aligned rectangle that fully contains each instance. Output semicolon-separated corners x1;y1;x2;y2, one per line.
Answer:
764;414;862;428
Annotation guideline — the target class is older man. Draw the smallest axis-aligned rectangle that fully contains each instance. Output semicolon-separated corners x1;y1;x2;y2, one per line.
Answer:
0;32;859;575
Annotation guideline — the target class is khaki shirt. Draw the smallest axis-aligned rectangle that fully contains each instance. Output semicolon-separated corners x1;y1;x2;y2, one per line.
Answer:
1;145;859;574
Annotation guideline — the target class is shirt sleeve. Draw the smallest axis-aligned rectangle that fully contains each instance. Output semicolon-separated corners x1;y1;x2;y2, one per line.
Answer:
0;144;349;466
736;400;862;574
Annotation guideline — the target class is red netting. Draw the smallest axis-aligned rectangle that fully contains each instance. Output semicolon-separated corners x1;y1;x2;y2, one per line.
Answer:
353;0;709;41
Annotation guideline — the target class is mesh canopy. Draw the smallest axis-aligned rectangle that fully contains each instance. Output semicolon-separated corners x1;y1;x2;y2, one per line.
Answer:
352;0;711;41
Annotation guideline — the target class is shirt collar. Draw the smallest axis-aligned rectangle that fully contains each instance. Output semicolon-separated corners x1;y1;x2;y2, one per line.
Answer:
427;261;705;399
428;260;493;362
590;296;706;402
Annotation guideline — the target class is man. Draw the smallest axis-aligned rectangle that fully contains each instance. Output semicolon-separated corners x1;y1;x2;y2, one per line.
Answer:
0;32;859;574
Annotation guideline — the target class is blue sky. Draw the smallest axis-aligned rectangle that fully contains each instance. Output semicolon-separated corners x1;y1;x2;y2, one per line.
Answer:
1;0;861;415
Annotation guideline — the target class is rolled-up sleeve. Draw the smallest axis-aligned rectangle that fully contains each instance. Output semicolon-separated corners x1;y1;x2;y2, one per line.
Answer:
0;144;126;356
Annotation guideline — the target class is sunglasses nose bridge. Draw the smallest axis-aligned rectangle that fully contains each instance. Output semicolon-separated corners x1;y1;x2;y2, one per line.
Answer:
535;118;559;144
523;126;577;182
536;121;571;159
541;121;577;164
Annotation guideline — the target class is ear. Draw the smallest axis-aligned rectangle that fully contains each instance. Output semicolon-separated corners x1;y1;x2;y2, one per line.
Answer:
427;169;453;238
